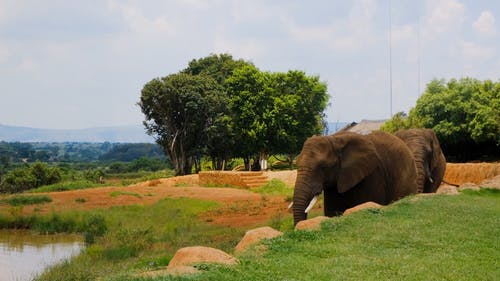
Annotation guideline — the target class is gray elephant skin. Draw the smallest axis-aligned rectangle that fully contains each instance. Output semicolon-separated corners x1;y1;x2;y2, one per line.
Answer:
292;131;418;225
395;128;446;193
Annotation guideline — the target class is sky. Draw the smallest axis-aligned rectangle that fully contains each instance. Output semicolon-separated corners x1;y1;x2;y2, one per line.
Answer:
0;0;499;129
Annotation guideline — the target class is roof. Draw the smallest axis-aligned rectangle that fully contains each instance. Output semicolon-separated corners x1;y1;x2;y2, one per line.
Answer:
340;119;387;135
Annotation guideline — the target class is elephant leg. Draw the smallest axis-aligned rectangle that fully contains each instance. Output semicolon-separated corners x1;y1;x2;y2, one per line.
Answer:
323;187;344;217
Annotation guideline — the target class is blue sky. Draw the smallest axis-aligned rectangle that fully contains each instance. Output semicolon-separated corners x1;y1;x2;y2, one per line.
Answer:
0;0;499;129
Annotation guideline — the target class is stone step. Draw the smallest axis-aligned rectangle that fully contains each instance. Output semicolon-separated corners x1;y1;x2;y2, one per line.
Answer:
245;182;268;188
241;177;268;182
238;171;264;177
238;172;269;188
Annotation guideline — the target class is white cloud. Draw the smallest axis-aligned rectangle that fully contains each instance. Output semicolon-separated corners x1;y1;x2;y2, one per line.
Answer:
16;58;37;71
107;1;175;37
284;0;379;53
0;44;10;63
425;0;465;34
212;34;267;61
456;40;495;60
473;10;497;36
229;0;276;23
392;24;416;45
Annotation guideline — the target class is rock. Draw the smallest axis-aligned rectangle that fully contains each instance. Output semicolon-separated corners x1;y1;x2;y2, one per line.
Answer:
480;175;500;189
295;216;329;231
234;226;283;253
168;246;238;271
458;182;480;191
436;184;459;195
343;201;383;216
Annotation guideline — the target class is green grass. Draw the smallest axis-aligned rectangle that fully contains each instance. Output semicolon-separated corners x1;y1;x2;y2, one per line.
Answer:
253;179;293;198
109;170;175;186
26;170;175;193
109;191;143;198
22;197;244;281
0;195;53;206
121;189;499;281
28;180;105;193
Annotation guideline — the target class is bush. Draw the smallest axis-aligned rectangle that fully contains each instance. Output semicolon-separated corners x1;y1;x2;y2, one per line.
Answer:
83;169;105;183
2;195;52;206
83;214;107;245
0;162;62;193
382;78;500;161
0;167;37;193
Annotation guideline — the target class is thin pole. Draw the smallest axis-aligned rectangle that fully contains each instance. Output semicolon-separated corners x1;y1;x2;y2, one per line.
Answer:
388;0;393;117
417;2;421;97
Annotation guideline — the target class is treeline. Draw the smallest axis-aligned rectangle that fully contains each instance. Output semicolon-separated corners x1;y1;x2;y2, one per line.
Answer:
0;142;167;163
139;54;329;175
0;142;173;192
382;78;499;162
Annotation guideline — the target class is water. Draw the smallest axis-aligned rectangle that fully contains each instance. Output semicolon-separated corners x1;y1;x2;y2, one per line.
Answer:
0;230;83;281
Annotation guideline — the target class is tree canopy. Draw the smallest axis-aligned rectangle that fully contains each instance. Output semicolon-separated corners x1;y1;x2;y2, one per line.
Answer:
139;73;223;175
139;54;329;175
382;78;500;161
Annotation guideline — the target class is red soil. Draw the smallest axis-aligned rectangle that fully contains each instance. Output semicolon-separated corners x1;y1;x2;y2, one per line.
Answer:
5;174;290;228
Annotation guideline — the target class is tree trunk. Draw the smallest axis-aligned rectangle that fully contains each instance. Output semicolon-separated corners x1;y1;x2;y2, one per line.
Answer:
288;153;294;170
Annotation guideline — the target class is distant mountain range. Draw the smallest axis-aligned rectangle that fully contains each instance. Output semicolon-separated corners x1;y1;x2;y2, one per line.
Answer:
0;124;154;143
0;122;350;143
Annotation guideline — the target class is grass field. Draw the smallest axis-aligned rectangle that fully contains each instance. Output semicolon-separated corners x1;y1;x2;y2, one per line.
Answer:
119;189;499;281
12;197;245;281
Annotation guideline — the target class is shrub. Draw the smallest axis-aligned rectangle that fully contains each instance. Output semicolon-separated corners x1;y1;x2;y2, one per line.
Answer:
2;195;52;206
83;214;107;245
0;162;62;193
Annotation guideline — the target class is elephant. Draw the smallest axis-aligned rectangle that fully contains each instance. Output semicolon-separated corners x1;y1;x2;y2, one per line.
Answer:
291;130;418;225
395;128;446;193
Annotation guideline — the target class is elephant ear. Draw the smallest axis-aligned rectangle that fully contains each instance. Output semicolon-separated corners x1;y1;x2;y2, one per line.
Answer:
337;136;379;193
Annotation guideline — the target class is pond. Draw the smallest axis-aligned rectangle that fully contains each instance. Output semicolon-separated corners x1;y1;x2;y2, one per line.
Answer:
0;230;83;281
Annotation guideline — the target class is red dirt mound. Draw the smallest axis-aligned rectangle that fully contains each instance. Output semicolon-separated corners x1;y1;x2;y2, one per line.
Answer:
444;163;500;185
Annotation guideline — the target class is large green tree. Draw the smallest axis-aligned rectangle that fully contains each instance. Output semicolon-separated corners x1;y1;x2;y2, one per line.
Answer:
140;54;330;172
182;54;252;170
268;70;328;168
226;66;329;170
226;65;273;169
382;78;499;161
139;73;223;175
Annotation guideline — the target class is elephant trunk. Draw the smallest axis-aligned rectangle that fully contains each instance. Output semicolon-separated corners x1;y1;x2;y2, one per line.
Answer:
292;171;318;226
413;151;426;194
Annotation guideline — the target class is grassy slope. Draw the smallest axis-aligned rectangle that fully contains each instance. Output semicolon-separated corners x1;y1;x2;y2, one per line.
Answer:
33;198;244;281
133;189;499;281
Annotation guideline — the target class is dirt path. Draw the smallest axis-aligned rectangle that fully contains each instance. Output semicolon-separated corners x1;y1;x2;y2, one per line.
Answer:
11;174;292;228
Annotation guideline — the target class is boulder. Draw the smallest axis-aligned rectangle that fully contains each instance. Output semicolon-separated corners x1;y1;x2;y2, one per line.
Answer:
480;175;500;189
436;184;459;195
295;216;329;231
168;246;238;272
458;182;480;191
234;226;283;253
343;201;382;216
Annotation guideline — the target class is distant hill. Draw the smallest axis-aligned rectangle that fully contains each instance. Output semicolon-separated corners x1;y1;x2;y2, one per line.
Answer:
1;122;350;142
0;124;154;143
326;122;350;134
